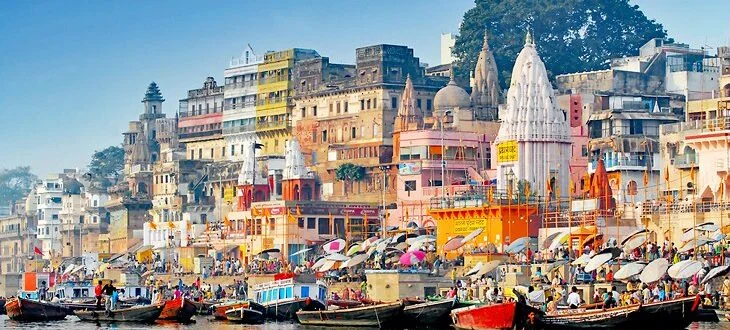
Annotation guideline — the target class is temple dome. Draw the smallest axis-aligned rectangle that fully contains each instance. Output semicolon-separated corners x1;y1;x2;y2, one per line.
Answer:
434;77;471;111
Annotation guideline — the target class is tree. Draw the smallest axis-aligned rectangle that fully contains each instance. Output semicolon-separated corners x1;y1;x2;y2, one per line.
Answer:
334;163;365;196
88;146;124;185
0;166;37;206
453;0;670;88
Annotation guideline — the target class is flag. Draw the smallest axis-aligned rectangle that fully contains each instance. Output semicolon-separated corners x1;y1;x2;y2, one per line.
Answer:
296;206;302;216
149;221;157;230
264;208;271;217
719;183;725;199
664;165;669;182
345;213;350;226
328;212;334;223
405;208;409;219
34;246;42;256
223;215;232;228
569;178;575;195
643;169;649;186
187;221;192;231
205;222;210;231
546;178;553;194
168;221;175;229
524;183;530;199
287;208;297;223
690;167;695;182
487;186;494;204
583;172;591;193
363;213;368;225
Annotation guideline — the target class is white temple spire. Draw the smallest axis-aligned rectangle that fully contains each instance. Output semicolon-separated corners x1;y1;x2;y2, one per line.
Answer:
283;139;312;180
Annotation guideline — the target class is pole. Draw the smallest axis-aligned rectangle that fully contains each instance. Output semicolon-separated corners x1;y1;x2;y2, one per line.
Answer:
381;166;387;238
440;115;446;200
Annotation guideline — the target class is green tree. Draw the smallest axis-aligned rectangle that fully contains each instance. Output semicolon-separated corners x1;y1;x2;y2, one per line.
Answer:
0;166;37;206
88;146;124;185
453;0;670;88
334;163;365;196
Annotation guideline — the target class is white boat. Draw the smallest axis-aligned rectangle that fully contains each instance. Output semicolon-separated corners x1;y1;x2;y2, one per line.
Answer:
250;274;328;321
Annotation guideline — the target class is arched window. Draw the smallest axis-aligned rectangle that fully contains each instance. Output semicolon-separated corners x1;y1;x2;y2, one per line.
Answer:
627;180;638;196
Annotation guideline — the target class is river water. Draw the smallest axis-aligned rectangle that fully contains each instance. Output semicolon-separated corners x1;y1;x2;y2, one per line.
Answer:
0;316;728;329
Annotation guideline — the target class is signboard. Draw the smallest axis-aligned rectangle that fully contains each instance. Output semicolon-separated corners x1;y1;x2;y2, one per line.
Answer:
497;140;518;163
223;187;234;204
398;163;422;175
453;218;488;236
571;198;598;212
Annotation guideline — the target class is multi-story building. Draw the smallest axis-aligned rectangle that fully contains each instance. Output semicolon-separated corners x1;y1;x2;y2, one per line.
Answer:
256;48;319;157
80;184;109;254
179;77;225;161
223;47;263;162
59;177;84;257
35;175;64;258
292;44;445;205
0;197;38;296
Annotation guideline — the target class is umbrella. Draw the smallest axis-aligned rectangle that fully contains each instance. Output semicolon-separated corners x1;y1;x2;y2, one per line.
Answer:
407;235;436;244
341;253;368;269
259;248;280;254
312;257;327;270
393;233;406;244
710;230;726;242
548;232;570;251
622;235;647;251
505;237;530;254
571;254;591;266
621;229;648;245
399;250;426;266
584;253;613;273
346;245;361;256
639;258;669;283
465;262;483;276
542;231;567;250
367;246;378;257
63;264;76;275
598;247;622;259
361;236;380;250
290;248;312;257
394;242;407;251
668;260;703;279
614;262;646;281
682;223;720;242
701;265;730;284
678;238;712;253
325;253;349;261
443;236;466;252
407;241;424;252
376;239;390;253
461;228;484;245
476;260;502;277
319;259;340;272
323;239;346;253
545;260;569;273
528;290;546;304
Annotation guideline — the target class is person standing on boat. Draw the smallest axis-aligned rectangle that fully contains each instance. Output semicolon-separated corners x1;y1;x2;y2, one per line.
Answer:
602;291;617;309
567;286;581;309
111;288;119;310
520;311;544;330
94;280;103;308
38;280;47;301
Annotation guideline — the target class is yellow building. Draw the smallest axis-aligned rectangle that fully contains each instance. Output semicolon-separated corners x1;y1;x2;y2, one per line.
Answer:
255;48;319;157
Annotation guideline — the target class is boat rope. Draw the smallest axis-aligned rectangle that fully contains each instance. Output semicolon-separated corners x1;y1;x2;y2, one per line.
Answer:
375;304;381;327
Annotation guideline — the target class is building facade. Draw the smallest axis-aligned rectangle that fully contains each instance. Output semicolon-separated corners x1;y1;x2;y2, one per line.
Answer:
179;77;225;161
35;176;64;258
223;47;263;162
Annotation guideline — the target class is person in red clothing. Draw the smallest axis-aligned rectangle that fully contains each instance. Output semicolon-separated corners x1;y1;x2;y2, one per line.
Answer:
606;269;614;282
94;280;103;308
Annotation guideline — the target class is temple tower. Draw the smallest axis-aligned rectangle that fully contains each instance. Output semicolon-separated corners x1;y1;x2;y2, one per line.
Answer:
471;31;501;120
495;31;571;198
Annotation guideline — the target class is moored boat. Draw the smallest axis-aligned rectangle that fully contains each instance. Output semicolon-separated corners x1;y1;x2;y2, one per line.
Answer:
541;304;641;329
224;306;265;324
402;297;456;326
4;297;69;321
74;303;164;323
451;301;538;330
634;295;701;329
211;300;250;320
158;297;197;322
250;274;328;320
189;299;214;315
296;300;404;327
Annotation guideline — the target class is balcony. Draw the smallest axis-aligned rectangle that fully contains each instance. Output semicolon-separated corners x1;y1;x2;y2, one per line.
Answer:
224;101;256;111
179;129;223;140
255;121;289;132
179;106;224;118
662;117;730;135
672;156;698;169
225;80;257;89
223;124;256;135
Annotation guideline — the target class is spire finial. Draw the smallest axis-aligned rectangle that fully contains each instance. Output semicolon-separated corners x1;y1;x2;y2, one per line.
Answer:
482;30;490;51
525;29;534;46
448;66;455;83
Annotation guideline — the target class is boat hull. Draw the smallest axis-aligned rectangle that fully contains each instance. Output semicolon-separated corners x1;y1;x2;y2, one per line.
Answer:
189;300;213;315
212;300;250;320
263;298;325;321
296;301;404;327
541;304;641;329
158;297;197;322
634;295;701;330
451;302;537;330
225;307;265;324
402;298;456;325
74;304;164;323
5;297;68;321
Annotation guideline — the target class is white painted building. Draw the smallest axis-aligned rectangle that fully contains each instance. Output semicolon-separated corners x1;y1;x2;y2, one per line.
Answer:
495;32;572;198
35;176;64;258
223;45;263;161
440;33;456;65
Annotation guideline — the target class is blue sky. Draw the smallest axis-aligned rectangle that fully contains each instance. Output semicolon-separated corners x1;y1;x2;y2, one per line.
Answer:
0;0;728;177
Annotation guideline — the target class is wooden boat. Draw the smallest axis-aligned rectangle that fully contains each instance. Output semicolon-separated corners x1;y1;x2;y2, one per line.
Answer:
634;295;701;329
250;275;328;320
74;303;164;323
158;297;197;322
695;308;720;322
212;300;251;320
402;297;456;325
4;297;69;321
224;306;265;324
451;301;539;330
296;300;404;327
541;304;641;329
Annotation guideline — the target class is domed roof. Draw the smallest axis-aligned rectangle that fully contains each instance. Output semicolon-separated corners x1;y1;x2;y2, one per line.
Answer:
434;76;471;111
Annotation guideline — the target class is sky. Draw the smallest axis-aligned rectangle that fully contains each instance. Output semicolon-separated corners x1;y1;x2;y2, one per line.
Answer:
0;0;728;178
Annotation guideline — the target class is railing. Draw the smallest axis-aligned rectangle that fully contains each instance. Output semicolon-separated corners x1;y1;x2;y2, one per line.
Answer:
661;117;730;134
222;124;256;135
255;121;288;131
428;186;551;210
641;200;730;215
672;156;698;169
225;80;257;89
179;129;222;140
179;106;224;118
256;97;287;107
258;76;290;85
224;101;256;111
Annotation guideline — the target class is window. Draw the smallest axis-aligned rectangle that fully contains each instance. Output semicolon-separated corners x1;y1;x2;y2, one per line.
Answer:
317;218;331;234
336;102;340;113
231;145;235;156
307;217;316;229
373;124;379;137
300;107;306;118
405;180;417;196
391;97;397;109
222;147;226;157
298;218;304;228
429;179;443;187
373;98;377;109
344;102;348;112
210;149;214;158
426;99;432;111
417;99;422;109
581;146;588;157
360;126;365;138
351;127;356;139
313;106;317;116
360;99;365;110
330;103;334;114
322;130;328;142
366;99;371;109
